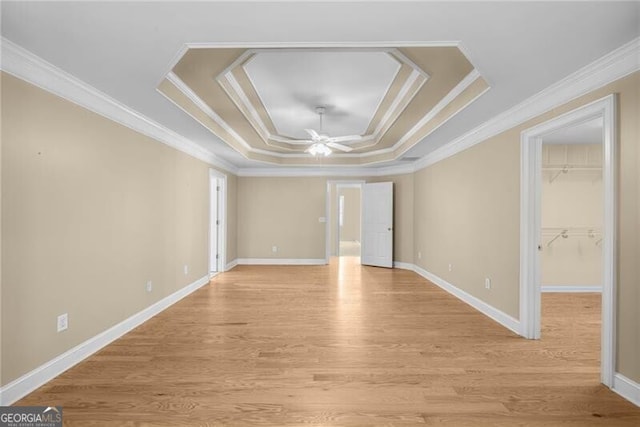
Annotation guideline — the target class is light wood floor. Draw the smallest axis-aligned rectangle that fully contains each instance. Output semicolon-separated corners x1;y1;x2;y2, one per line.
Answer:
16;258;640;425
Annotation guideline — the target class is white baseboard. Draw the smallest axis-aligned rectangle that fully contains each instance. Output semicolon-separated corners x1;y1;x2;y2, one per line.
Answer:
0;275;210;406
413;265;521;335
541;285;602;293
393;261;415;271
237;258;326;265
225;258;238;271
613;373;640;407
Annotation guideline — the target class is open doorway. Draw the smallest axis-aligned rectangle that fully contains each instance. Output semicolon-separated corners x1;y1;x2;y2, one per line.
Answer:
520;95;616;387
209;169;227;277
325;180;364;264
538;120;604;386
337;184;362;259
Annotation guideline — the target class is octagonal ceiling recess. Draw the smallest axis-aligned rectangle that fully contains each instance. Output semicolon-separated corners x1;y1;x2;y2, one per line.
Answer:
244;51;401;140
159;45;489;166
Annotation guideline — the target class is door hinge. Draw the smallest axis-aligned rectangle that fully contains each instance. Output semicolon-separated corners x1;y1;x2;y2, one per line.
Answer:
216;254;219;259
216;220;220;225
216;186;220;191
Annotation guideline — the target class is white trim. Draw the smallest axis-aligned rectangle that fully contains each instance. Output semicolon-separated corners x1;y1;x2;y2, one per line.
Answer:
225;259;239;271
237;258;326;265
520;94;616;387
216;46;433;81
219;69;271;140
393;262;415;271
0;275;210;406
237;164;415;177
0;37;238;175
414;36;639;172
392;69;482;149
166;72;254;152
413;265;521;335
541;285;602;293
209;169;227;274
185;41;461;50
369;68;425;138
613;373;640;407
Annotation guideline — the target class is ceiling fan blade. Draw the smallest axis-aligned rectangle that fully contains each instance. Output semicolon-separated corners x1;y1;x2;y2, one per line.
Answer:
305;129;320;139
327;134;363;143
326;142;353;152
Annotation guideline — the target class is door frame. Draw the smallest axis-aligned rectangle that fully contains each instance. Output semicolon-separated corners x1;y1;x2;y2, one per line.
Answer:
519;94;616;386
209;169;227;275
325;180;365;264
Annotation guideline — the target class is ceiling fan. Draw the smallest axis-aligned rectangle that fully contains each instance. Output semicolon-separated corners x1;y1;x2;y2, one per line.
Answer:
303;107;362;156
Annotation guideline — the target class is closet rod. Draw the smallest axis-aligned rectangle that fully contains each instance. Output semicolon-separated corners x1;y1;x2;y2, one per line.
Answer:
547;229;568;247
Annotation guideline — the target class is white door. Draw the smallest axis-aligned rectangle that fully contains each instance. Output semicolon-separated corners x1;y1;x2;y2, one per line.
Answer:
361;182;393;268
210;179;218;273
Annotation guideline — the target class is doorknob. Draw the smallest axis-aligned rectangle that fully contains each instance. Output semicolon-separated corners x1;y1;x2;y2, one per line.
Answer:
388;227;392;231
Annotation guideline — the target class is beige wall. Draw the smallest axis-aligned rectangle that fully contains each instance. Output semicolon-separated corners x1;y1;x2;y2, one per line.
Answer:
413;71;639;383
0;73;216;385
413;137;521;318
338;187;361;242
237;177;327;259
541;144;603;287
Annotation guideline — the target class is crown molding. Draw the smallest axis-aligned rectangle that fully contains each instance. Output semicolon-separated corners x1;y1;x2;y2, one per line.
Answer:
4;35;637;179
0;37;239;175
414;36;640;172
236;162;415;177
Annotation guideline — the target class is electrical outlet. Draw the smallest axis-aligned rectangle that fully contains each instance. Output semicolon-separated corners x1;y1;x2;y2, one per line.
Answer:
448;263;453;272
57;313;68;332
272;246;278;253
184;265;189;275
485;278;491;289
146;280;153;293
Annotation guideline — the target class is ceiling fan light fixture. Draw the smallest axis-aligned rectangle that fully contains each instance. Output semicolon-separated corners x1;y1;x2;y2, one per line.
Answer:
307;143;332;157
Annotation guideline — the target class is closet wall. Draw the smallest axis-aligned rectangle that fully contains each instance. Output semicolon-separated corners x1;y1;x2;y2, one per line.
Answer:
541;143;603;288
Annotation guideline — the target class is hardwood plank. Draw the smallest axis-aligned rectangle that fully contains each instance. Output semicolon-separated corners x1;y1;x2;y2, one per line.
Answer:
15;258;640;425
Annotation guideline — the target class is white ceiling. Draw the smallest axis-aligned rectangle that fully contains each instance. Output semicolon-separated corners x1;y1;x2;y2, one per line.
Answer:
1;1;638;171
244;50;400;140
543;118;604;145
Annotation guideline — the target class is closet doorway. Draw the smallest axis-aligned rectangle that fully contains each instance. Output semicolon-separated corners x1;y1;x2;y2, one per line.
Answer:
539;120;604;386
520;95;616;387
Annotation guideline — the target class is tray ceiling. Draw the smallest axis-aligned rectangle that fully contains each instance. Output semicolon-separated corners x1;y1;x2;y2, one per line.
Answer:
159;45;488;166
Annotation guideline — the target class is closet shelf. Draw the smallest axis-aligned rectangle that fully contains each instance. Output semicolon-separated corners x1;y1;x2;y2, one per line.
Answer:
542;227;602;247
543;164;602;183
